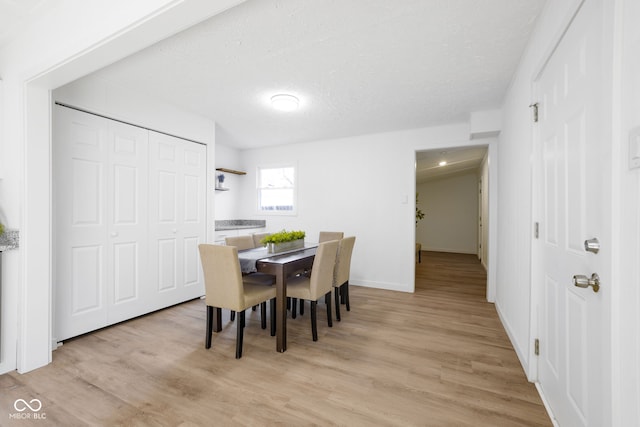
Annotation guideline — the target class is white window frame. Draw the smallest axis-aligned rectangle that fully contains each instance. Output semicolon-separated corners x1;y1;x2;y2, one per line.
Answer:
256;163;297;215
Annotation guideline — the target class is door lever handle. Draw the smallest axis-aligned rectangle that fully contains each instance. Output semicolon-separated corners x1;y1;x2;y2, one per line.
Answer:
573;273;600;293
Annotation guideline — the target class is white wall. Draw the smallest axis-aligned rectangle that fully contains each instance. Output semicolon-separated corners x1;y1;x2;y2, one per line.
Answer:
416;173;479;254
0;0;245;374
235;124;491;292
214;142;243;219
613;0;640;423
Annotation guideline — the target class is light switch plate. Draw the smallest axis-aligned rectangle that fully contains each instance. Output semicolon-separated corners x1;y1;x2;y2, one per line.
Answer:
630;126;640;170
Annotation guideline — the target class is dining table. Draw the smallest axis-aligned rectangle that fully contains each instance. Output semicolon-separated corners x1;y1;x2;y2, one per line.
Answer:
237;243;318;352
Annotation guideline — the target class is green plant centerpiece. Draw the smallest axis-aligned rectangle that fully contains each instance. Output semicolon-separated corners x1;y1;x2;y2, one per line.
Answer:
261;229;306;254
0;223;4;236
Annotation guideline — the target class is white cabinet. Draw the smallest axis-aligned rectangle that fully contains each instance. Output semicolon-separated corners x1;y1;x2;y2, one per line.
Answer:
214;229;238;244
214;227;266;245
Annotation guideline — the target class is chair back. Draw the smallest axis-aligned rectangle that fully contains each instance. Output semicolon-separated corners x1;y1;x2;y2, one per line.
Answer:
335;236;356;287
225;235;254;250
198;244;245;311
318;231;344;243
308;240;339;299
252;232;270;248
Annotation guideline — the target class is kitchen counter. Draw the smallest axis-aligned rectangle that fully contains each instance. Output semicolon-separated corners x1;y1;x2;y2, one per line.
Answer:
214;219;266;231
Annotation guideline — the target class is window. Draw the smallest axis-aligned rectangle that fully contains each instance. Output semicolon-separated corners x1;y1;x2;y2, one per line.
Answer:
257;165;296;214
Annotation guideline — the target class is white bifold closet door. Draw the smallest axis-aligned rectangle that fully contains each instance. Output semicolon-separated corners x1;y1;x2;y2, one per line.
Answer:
53;105;206;341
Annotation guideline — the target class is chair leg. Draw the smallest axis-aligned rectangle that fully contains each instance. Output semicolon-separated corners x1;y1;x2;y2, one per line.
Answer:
325;292;333;327
213;307;222;332
260;301;267;330
310;300;318;341
334;288;341;321
344;282;350;311
270;298;276;337
292;298;298;319
230;310;236;321
236;311;245;359
300;299;304;316
206;306;213;349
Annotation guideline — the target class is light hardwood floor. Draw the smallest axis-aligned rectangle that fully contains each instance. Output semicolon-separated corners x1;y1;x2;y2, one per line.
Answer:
1;251;551;426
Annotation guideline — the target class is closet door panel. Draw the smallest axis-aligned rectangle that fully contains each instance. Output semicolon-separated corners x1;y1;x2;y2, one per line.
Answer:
106;120;150;324
54;106;109;340
54;106;206;341
148;132;205;307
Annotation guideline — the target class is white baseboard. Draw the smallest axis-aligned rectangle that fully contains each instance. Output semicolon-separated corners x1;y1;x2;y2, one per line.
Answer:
535;382;559;426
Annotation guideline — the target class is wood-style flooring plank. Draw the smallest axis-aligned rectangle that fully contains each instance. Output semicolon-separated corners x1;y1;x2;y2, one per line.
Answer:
0;251;551;426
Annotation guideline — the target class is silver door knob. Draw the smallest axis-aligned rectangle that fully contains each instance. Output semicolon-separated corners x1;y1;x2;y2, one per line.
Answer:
573;273;600;293
584;238;600;254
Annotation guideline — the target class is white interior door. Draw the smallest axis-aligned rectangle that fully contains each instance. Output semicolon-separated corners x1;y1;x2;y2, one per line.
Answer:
148;131;206;308
535;1;609;425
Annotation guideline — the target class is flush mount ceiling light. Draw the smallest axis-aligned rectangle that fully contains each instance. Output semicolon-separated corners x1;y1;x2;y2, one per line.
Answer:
439;161;447;166
270;94;299;112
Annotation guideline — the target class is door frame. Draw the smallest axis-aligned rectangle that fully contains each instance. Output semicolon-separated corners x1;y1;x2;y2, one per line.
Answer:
13;1;238;373
414;138;498;302
529;0;587;384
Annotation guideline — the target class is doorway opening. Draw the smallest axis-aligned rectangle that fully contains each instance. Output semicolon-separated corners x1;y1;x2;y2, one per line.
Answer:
415;143;496;302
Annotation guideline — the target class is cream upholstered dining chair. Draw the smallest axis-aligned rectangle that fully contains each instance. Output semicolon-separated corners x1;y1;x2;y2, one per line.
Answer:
198;244;276;358
318;231;344;243
225;235;255;250
225;234;275;320
292;231;341;317
252;232;270;248
333;236;356;321
286;240;339;341
225;234;275;287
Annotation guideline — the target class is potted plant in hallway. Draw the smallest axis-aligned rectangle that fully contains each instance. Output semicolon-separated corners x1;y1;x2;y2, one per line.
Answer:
261;229;306;254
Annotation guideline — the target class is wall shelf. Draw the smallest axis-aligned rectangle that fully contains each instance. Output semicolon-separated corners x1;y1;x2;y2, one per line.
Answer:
216;167;246;175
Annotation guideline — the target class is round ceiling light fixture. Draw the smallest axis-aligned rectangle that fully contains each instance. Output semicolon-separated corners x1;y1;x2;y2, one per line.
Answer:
270;94;300;112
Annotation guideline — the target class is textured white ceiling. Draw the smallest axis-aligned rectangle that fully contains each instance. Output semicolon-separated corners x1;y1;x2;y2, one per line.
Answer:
85;0;545;149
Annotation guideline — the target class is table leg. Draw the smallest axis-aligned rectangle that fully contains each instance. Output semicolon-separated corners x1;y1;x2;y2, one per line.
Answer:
275;267;287;352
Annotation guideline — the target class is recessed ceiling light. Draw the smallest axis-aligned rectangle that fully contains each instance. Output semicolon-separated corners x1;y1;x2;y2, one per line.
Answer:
439;161;447;166
270;94;299;112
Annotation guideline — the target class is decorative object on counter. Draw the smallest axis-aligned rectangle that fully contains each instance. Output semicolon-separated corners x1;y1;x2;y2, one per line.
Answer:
261;230;305;254
0;222;4;236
